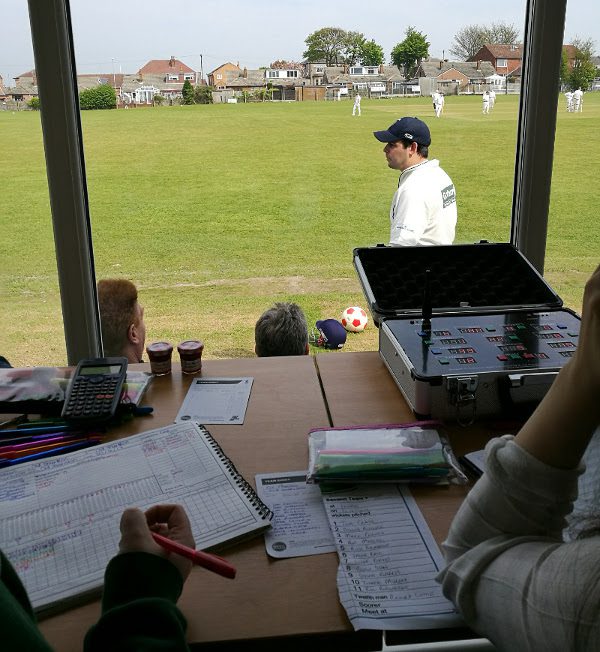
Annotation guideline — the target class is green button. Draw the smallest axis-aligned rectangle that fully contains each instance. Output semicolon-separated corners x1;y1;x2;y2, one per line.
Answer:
438;358;450;365
509;334;520;341
516;324;526;329
510;353;521;360
486;327;496;332
568;332;578;338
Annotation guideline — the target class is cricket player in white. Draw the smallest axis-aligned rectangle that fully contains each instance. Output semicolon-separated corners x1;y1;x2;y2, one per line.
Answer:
565;91;574;112
373;117;457;246
488;88;496;109
482;91;490;114
573;87;584;112
352;93;361;116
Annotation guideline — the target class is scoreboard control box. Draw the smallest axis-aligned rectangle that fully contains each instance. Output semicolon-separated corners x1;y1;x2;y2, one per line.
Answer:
379;309;580;422
353;243;580;422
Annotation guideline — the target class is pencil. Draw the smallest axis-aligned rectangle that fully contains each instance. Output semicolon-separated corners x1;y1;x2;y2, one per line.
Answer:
151;532;236;579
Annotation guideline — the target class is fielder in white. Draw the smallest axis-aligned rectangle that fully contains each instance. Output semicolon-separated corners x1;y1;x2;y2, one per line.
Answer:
573;87;584;112
373;117;457;246
488;88;496;109
432;91;443;118
352;93;361;116
482;90;490;114
565;91;574;112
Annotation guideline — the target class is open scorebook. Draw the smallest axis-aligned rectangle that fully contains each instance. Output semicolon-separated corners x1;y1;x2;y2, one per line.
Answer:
0;422;272;614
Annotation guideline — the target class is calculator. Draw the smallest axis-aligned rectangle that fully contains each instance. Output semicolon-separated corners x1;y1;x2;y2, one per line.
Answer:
61;357;128;423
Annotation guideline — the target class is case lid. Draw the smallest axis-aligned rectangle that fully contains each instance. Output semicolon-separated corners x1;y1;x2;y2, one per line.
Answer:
353;242;562;321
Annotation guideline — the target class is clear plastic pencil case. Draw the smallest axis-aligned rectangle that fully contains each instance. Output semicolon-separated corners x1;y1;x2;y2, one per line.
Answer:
306;421;467;485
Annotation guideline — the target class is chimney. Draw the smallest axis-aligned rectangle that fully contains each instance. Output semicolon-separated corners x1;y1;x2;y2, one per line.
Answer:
439;60;442;70
243;67;247;78
379;64;383;73
477;60;480;70
169;56;176;68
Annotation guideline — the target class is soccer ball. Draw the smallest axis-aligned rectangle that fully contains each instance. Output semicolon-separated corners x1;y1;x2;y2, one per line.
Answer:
341;306;368;332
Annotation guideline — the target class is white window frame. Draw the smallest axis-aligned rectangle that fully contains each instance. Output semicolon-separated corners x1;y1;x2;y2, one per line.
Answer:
168;74;179;81
496;58;508;68
349;66;363;75
183;73;194;81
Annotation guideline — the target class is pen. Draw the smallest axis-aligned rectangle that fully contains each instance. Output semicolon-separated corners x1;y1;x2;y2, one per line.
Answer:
0;425;80;436
151;532;236;580
0;439;101;468
0;437;102;459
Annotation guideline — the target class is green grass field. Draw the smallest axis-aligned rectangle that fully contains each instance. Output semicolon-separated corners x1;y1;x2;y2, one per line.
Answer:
1;93;598;366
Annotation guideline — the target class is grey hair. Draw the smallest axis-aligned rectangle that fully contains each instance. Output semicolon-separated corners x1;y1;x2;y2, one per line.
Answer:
255;302;308;357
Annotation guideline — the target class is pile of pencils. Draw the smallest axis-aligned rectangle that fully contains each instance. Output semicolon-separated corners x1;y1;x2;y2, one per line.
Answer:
0;416;103;468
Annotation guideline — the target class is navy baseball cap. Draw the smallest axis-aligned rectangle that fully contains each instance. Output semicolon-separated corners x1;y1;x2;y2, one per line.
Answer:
373;117;431;146
312;319;347;350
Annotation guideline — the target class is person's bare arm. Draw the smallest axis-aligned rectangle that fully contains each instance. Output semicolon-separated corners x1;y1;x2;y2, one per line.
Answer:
515;264;600;468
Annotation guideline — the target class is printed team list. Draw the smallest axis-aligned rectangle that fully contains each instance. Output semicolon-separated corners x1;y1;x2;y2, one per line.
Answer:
322;484;463;630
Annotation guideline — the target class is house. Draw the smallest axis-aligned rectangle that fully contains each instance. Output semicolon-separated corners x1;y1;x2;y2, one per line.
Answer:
305;61;326;85
468;43;523;76
208;62;241;89
138;56;197;85
323;65;404;96
9;70;39;104
416;60;497;94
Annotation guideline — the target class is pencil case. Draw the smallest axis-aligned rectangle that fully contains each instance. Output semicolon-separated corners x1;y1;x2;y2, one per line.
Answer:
306;421;467;485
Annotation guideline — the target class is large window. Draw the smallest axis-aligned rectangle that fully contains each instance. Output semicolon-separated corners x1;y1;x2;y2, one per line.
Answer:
546;0;600;313
0;3;67;366
8;0;595;365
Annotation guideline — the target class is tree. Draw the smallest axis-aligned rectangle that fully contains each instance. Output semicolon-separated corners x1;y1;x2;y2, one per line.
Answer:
193;85;213;104
27;96;41;110
568;37;597;91
270;60;303;70
79;84;116;110
391;27;429;79
182;79;194;105
342;30;367;65
303;27;349;65
360;39;384;66
450;21;520;60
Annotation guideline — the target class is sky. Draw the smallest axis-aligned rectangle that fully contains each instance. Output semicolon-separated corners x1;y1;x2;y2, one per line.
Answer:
2;0;599;85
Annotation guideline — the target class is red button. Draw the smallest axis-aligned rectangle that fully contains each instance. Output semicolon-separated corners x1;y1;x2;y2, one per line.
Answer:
497;355;508;361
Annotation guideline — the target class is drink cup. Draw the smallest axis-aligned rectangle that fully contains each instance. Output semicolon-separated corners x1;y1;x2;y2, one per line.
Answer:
146;341;173;376
177;340;204;375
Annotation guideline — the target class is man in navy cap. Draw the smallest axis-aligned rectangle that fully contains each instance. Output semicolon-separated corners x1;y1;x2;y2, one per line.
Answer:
374;116;457;247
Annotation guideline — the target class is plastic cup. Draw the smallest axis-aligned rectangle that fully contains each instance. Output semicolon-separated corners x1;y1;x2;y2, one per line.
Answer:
146;341;173;376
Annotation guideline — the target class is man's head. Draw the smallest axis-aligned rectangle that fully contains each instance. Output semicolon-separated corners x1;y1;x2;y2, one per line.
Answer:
97;279;146;363
255;302;309;357
374;116;430;172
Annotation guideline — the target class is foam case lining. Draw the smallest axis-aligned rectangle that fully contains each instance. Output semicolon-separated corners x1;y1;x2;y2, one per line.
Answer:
353;242;561;324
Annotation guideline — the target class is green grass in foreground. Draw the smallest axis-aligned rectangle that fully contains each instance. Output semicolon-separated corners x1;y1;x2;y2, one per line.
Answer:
1;94;598;366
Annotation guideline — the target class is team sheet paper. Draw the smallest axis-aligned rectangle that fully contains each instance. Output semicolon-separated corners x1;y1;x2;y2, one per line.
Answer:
175;377;253;424
322;484;463;630
255;471;335;558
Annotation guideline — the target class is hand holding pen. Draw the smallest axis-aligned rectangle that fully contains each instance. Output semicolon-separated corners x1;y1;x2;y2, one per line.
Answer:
119;504;236;581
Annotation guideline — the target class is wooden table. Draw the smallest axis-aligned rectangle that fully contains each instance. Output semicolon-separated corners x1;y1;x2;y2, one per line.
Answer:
37;352;494;651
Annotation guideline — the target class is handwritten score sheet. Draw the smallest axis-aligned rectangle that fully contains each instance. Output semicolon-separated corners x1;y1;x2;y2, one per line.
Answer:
0;422;268;613
322;484;462;630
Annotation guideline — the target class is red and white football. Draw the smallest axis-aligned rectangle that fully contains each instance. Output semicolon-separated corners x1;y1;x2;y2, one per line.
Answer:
341;306;368;332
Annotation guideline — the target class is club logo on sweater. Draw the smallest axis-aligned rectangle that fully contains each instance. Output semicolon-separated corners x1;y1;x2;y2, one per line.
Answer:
441;184;456;208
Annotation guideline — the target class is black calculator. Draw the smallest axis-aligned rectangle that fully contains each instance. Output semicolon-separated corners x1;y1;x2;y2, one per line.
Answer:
61;357;128;423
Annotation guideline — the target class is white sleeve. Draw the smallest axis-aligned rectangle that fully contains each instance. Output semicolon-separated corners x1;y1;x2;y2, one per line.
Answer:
437;436;600;650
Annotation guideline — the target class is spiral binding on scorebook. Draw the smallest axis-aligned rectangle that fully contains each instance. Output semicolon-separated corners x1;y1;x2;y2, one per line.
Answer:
201;426;273;521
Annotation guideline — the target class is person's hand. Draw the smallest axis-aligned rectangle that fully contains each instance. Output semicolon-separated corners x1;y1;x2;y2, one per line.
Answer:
118;504;195;581
571;263;600;398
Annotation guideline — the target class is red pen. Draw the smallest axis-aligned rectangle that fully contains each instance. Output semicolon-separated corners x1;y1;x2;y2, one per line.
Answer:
151;532;236;579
